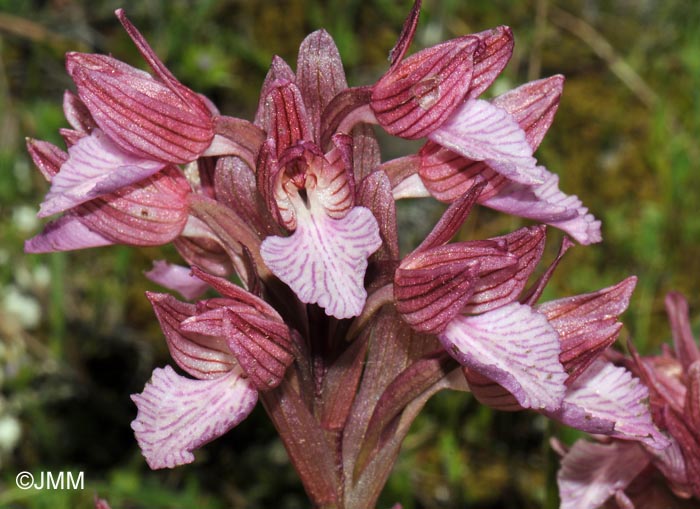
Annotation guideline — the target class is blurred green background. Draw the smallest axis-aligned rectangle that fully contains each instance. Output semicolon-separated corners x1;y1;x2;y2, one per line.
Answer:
1;0;699;508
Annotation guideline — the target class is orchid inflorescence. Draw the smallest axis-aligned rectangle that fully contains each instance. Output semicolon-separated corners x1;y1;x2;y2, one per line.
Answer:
24;1;695;508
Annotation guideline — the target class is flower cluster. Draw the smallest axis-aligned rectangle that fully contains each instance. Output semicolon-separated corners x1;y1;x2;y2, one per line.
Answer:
25;2;673;507
557;292;700;509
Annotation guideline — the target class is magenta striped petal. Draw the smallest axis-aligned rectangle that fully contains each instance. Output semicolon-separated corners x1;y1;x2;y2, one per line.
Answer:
67;52;213;164
440;302;567;411
311;138;354;219
418;141;506;202
24;213;113;253
551;361;669;448
491;75;564;150
468;26;514;99
538;277;636;383
182;306;294;391
260;81;313;156
557;439;650;509
297;29;348;141
463;369;522;411
38;130;166;217
26;138;67;181
395;256;479;335
395;241;516;334
147;292;237;380
261;206;381;319
482;170;602;244
371;36;479;139
418;77;562;202
255;56;296;130
131;365;257;469
72;166;190;246
464;225;546;314
69;10;215;166
429;99;544;185
63;90;96;133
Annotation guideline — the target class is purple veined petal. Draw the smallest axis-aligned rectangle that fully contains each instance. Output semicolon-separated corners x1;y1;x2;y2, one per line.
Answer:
551;360;670;449
261;206;381;319
395;255;479;335
481;170;602;245
463;225;546;314
418;141;508;203
131;365;257;469
310;137;355;219
371;36;479;140
38;129;166;217
74;165;191;246
665;292;700;371
24;213;113;253
222;311;294;390
428;99;545;185
491;75;564;150
439;302;567;411
67;50;213;164
26;138;67;182
177;271;295;391
262;81;314;156
395;240;516;334
418;73;563;203
63;90;97;133
297;29;348;142
467;26;514;99
557;439;650;509
145;261;208;300
537;277;637;384
255;56;297;130
147;292;237;380
463;369;523;411
182;306;294;391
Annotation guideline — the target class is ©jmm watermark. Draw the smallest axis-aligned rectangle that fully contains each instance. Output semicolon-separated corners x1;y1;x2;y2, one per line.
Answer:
15;471;84;490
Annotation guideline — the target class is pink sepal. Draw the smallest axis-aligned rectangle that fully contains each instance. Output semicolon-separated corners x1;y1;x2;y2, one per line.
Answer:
38;130;166;217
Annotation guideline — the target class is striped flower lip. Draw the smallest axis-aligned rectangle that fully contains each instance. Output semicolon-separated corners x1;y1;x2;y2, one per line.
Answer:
260;140;381;319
